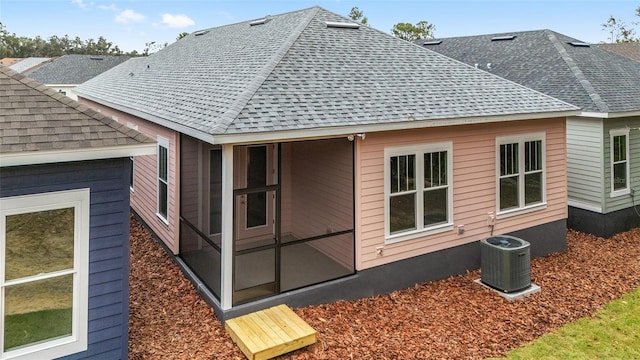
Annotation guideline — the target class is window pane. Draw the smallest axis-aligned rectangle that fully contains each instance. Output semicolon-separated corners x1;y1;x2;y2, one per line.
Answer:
525;140;542;172
247;146;267;188
525;172;542;204
500;176;519;210
614;163;627;190
500;143;518;176
424;188;447;226
390;193;416;234
5;208;74;281
390;155;415;193
425;151;447;188
159;181;168;217
210;149;223;234
4;275;73;351
613;135;626;162
129;156;134;188
159;145;168;181
246;191;267;228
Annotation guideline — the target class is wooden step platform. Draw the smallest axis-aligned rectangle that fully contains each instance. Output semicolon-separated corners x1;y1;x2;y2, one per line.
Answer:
225;304;317;360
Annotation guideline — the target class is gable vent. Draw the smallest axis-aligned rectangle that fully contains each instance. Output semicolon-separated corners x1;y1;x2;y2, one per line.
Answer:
250;17;271;26
194;30;209;36
325;21;360;29
422;40;442;46
491;35;516;41
568;41;590;47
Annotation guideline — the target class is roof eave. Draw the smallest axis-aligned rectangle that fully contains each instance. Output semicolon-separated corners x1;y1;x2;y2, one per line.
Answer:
581;110;640;119
209;109;582;145
0;143;157;168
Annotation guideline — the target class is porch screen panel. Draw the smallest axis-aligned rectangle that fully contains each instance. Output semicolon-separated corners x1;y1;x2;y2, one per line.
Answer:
281;138;355;291
179;134;222;299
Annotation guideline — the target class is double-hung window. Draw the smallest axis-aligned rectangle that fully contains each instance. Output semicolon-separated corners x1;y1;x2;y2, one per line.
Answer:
157;137;169;222
610;129;630;197
385;142;453;242
1;189;89;360
497;133;545;214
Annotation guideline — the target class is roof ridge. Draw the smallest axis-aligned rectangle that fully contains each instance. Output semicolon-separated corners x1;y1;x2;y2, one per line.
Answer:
545;30;610;113
219;6;321;134
1;66;153;145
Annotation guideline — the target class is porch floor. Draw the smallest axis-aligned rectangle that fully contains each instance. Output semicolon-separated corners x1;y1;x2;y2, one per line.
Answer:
225;304;317;360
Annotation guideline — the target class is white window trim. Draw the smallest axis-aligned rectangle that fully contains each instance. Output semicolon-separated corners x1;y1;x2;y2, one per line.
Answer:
127;123;139;193
384;142;454;243
1;189;89;360
609;128;630;198
496;132;547;218
157;136;169;224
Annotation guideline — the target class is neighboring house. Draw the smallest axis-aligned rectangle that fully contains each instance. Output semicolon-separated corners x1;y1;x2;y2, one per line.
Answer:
0;66;155;359
21;55;130;100
75;7;579;321
421;30;640;238
8;57;51;73
598;42;640;62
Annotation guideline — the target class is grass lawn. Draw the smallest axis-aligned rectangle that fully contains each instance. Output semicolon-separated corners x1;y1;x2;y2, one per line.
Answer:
491;286;640;359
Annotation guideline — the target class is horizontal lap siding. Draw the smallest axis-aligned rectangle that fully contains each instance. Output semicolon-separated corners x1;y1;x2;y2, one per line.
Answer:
604;117;640;213
356;119;567;270
566;117;603;209
0;159;131;359
80;99;180;254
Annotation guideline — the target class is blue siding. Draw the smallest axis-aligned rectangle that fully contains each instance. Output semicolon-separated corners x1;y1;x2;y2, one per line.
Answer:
0;159;131;360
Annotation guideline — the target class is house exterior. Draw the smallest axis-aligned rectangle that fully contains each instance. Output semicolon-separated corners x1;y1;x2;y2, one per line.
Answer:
0;66;155;359
75;7;578;321
421;30;640;238
21;55;130;100
598;43;640;62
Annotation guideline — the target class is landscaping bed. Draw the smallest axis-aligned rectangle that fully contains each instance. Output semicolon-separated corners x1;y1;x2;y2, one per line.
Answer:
128;217;640;359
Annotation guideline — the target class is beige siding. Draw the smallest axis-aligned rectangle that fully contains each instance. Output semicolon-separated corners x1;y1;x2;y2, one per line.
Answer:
356;118;567;270
79;99;180;254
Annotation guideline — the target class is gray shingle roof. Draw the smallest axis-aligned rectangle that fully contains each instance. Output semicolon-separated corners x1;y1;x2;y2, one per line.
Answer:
420;29;640;114
76;7;577;140
23;55;130;85
0;66;154;160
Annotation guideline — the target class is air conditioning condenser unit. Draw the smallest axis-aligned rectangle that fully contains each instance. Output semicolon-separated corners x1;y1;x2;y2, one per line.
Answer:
480;235;530;293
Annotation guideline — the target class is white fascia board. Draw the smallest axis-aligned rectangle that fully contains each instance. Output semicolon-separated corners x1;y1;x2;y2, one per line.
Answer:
209;109;582;145
78;92;580;145
581;110;640;119
0;143;157;167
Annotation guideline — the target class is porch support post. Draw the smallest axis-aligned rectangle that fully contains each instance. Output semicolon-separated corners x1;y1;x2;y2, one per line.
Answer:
221;143;234;310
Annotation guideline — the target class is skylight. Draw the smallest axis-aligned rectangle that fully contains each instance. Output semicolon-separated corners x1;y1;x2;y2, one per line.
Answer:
491;35;516;41
325;21;360;29
568;42;591;47
422;40;442;46
250;17;271;26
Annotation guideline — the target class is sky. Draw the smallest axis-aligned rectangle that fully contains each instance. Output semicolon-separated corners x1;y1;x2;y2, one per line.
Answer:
1;1;638;53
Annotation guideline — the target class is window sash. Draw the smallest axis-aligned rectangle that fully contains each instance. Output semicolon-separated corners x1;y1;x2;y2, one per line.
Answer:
611;133;629;193
157;138;169;220
386;144;452;239
498;136;545;212
1;189;89;359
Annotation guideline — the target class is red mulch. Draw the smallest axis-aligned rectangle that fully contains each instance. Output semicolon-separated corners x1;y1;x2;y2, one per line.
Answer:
128;216;640;359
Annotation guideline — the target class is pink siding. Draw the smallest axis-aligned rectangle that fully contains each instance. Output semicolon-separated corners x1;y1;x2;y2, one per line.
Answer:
80;99;181;254
355;118;567;270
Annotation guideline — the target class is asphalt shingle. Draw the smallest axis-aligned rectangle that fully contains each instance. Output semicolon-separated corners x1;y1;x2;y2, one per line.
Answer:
420;29;640;114
23;54;130;85
75;7;578;139
0;66;154;156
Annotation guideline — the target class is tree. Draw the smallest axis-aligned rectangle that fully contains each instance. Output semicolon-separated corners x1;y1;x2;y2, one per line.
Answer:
602;6;640;43
348;6;368;25
177;32;189;41
391;20;435;41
